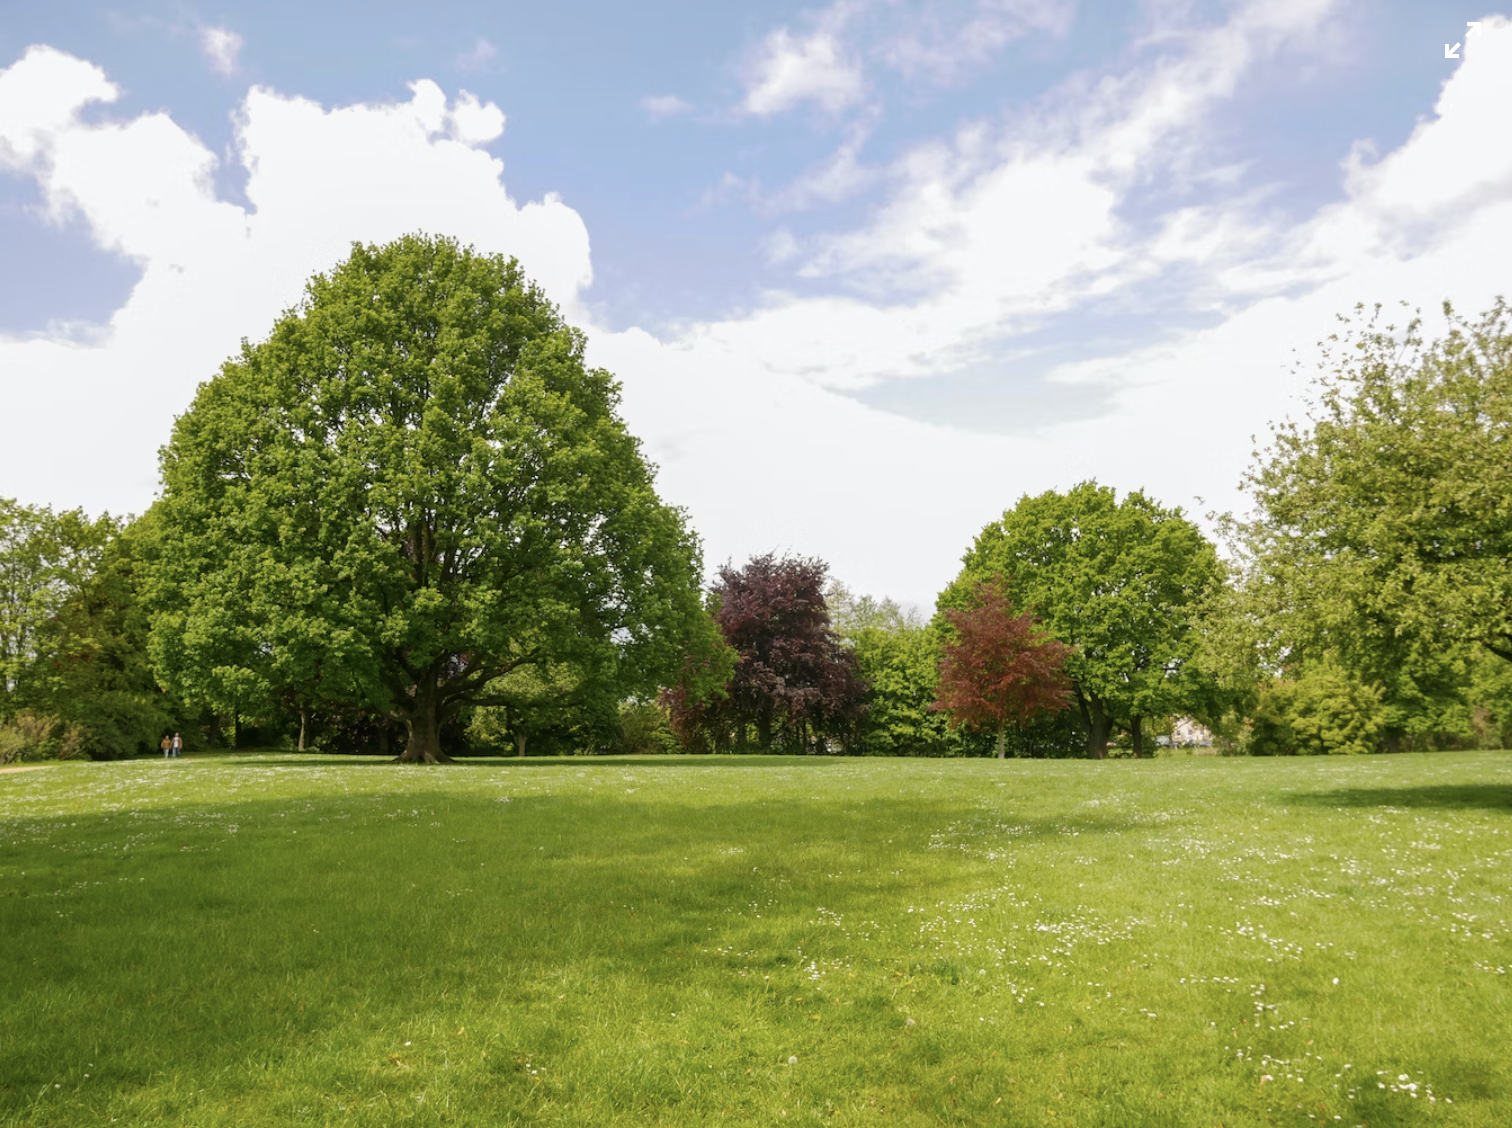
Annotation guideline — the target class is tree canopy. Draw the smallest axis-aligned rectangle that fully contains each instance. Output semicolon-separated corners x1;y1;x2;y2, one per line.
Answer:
666;554;864;752
1;499;113;707
0;503;186;760
147;234;714;762
941;482;1223;758
849;623;959;756
1236;299;1512;748
933;579;1074;759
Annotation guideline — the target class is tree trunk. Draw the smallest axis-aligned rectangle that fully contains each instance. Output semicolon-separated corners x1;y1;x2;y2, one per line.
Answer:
995;721;1006;760
756;706;773;751
1131;715;1144;758
514;731;527;758
1075;688;1111;760
396;685;455;764
298;708;307;752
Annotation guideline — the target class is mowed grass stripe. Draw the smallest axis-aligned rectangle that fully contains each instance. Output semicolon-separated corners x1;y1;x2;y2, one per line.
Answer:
1;753;1508;1126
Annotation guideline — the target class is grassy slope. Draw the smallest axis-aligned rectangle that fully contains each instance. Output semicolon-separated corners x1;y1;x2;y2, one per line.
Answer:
1;752;1508;1127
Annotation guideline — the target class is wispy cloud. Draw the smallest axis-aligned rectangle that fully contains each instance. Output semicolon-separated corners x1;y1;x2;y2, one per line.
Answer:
641;94;693;120
736;0;1074;119
876;0;1074;82
454;37;498;73
6;8;1510;608
672;0;1355;414
761;122;880;212
198;26;242;76
740;18;866;116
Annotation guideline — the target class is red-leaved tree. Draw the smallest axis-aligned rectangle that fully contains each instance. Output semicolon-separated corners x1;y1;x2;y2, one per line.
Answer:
933;580;1074;758
665;554;865;752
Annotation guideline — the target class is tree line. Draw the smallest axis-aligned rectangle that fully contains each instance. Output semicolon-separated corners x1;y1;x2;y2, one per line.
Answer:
2;237;1508;761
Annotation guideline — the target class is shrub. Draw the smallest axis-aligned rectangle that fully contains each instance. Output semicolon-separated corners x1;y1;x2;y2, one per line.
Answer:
0;711;68;763
1249;663;1385;755
615;700;679;756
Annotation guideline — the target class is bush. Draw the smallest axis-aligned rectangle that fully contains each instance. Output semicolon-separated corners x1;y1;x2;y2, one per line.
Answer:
0;711;89;764
614;701;679;756
1249;663;1385;755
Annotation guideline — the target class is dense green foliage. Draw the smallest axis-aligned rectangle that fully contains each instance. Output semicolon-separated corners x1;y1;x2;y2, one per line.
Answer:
825;582;960;757
1235;300;1512;750
943;482;1224;758
1248;661;1386;756
464;662;621;757
0;501;183;760
836;588;1082;760
848;624;960;755
10;275;1510;762
3;753;1508;1125
0;499;112;708
147;235;714;762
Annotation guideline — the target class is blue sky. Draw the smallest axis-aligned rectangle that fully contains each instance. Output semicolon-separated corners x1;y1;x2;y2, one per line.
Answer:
0;1;1459;333
2;1;1509;604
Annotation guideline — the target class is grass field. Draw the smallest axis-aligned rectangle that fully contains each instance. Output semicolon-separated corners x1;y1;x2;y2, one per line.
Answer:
1;751;1509;1127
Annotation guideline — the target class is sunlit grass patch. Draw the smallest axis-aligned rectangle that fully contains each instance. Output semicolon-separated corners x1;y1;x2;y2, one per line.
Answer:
2;751;1509;1125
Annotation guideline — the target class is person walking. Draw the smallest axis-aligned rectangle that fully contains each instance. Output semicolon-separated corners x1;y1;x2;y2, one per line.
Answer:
171;733;182;758
160;734;172;758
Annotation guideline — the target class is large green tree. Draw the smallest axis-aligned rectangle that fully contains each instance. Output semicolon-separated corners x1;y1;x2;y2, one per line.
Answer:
827;580;960;756
850;624;959;756
0;499;114;711
941;482;1223;758
1237;300;1512;748
148;234;714;763
48;514;189;758
1;504;187;759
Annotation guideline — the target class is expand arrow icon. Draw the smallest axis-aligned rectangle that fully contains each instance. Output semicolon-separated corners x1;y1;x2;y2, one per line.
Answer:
1445;42;1461;58
1467;21;1482;36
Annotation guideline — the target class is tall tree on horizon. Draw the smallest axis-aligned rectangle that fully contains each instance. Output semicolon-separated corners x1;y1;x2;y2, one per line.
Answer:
147;234;717;763
668;554;865;752
1236;299;1512;749
941;482;1223;758
933;579;1074;759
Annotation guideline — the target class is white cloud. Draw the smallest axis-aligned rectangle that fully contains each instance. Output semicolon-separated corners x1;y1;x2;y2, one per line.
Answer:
0;46;118;168
592;4;1512;602
448;89;506;144
3;9;1511;609
738;0;1074;118
641;94;693;119
198;26;242;76
0;48;586;525
876;0;1074;82
1342;22;1512;217
455;37;498;72
741;25;866;116
690;0;1346;401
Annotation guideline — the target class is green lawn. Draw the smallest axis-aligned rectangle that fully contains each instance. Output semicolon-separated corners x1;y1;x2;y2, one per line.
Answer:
1;752;1508;1127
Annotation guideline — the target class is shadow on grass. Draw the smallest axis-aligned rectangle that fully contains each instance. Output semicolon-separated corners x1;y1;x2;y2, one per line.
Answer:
1290;784;1512;812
